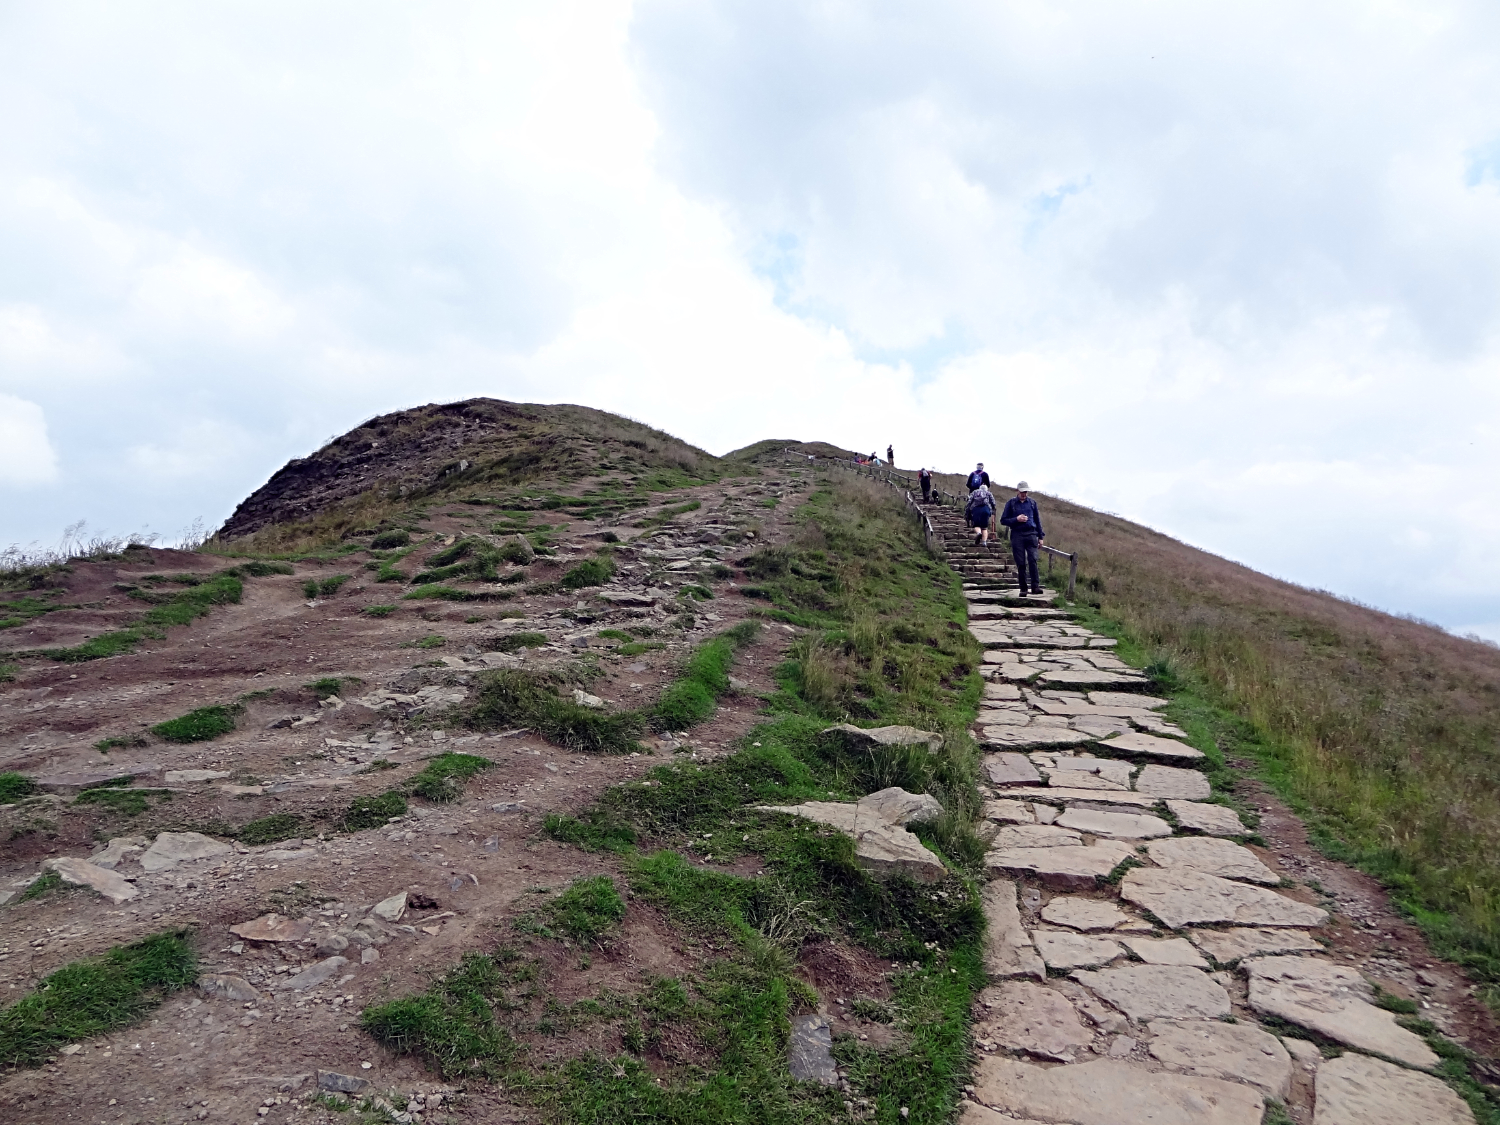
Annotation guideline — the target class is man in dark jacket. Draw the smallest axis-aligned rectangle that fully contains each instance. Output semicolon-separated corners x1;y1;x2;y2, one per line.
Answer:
1000;481;1045;596
918;467;932;502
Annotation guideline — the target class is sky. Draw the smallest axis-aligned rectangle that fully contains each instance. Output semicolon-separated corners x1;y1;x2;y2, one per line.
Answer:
2;1;1498;641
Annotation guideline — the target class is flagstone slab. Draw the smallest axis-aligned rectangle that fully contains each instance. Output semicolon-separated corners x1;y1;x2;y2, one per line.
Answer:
986;840;1135;890
1072;965;1232;1020
1040;896;1130;932
1032;930;1127;970
1046;771;1128;791
980;726;1094;750
1070;716;1136;738
982;880;1045;980
983;682;1024;702
972;1057;1264;1125
1119;936;1208;968
1098;732;1205;761
984;753;1043;786
978;708;1033;727
1167;800;1249;836
1004;787;1159;808
1090;692;1169;710
1120;867;1328;929
977;980;1093;1060
1189;927;1323;963
982;798;1035;824
1057;807;1173;839
1313;1051;1474;1125
1133;765;1212;800
1145;838;1279;885
1037;670;1153;688
1245;956;1438;1069
1147;1018;1292;1100
1046;757;1135;786
994;824;1083;849
42;856;138;903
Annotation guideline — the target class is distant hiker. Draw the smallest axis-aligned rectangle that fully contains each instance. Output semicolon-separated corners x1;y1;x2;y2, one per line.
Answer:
1001;481;1045;596
918;467;932;502
966;463;990;492
966;484;997;547
887;444;894;465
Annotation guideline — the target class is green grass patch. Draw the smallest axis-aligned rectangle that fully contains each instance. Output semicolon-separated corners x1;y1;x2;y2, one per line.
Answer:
94;733;148;752
15;871;65;904
304;575;351;598
540;876;627;945
151;704;239;743
0;931;196;1067
0;592;71;629
0;662;16;683
408;752;494;803
0;772;39;802
406;634;446;649
597;629;633;642
483;632;548;653
560;556;615;590
237;813;304;846
371;530;412;549
363;603;397;617
35;573;243;664
403;584;475;601
651;621;758;731
307;677;356;700
341;790;408;831
467;669;644;754
74;788;171;816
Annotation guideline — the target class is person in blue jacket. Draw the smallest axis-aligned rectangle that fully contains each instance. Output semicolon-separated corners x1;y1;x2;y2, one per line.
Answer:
1000;481;1045;596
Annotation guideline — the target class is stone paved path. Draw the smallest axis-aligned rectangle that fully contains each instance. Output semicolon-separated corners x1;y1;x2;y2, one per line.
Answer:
917;500;1476;1124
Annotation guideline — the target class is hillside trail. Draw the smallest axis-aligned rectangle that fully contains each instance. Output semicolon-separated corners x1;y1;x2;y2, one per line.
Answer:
0;471;814;1124
918;496;1498;1124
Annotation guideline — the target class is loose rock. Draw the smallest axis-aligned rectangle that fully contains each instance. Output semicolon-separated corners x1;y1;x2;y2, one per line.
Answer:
42;857;138;903
788;1014;838;1085
372;892;408;922
231;913;314;943
140;831;233;871
274;956;350;992
1147;1018;1292;1100
198;974;261;1003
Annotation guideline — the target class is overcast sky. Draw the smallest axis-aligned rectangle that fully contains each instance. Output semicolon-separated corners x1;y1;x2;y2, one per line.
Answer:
3;1;1498;640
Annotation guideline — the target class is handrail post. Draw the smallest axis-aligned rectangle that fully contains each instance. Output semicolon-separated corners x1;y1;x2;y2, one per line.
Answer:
1068;553;1077;601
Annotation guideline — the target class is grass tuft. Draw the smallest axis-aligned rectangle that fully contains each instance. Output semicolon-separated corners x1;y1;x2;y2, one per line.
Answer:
408;753;493;803
542;876;627;945
151;704;239;743
237;813;305;846
341;791;408;831
0;772;39;802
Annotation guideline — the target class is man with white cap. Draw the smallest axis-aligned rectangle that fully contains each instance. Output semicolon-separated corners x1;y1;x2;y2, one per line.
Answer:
1000;482;1046;597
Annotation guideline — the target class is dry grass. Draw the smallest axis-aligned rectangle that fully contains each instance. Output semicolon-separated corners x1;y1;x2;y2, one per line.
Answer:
1035;490;1500;980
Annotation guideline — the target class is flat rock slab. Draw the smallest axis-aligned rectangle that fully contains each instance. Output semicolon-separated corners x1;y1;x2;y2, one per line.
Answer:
34;764;162;793
853;821;948;882
275;955;350;991
985;753;1043;786
1040;896;1130;931
1145;838;1279;885
1120;936;1208;967
163;769;231;783
198;974;261;1002
978;980;1093;1060
1073;965;1231;1020
1091;692;1168;710
317;1071;371;1095
994;824;1082;849
1166;800;1248;836
89;836;147;869
1190;927;1323;963
788;1014;838;1085
1004;787;1159;808
231;912;314;943
372;892;408;922
1147;1018;1292;1100
822;723;942;751
42;856;138;903
1046;771;1127;791
973;1057;1264;1125
855;786;945;825
1032;930;1127;970
983;682;1024;701
1314;1051;1475;1125
1120;867;1329;929
980;726;1094;750
1133;765;1212;800
1057;807;1173;838
1245;956;1438;1069
1037;670;1152;688
983;799;1035;824
1099;732;1204;761
986;841;1134;890
982;880;1044;980
141;832;233;871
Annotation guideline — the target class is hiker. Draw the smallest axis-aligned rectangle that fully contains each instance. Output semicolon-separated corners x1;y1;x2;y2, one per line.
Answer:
1000;481;1045;596
966;463;990;492
966;483;998;547
887;444;894;466
918;467;932;502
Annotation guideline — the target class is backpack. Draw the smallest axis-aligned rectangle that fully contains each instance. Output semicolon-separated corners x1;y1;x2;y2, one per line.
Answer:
966;470;985;491
966;491;992;520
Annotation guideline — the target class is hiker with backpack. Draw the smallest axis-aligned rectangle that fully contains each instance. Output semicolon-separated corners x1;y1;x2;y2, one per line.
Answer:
918;467;933;502
965;482;998;547
1000;481;1046;596
966;463;990;492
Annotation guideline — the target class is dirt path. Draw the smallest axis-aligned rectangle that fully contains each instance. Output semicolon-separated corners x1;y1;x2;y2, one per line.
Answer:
0;469;813;1125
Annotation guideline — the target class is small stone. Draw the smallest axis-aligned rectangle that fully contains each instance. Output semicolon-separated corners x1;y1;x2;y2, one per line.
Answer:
788;1014;838;1085
1056;808;1173;839
317;1071;370;1094
1188;928;1322;963
982;799;1035;824
197;974;260;1002
856;787;945;825
976;980;1092;1060
1314;1051;1474;1125
275;956;350;992
821;723;943;752
1107;1035;1136;1057
1039;897;1129;931
572;689;604;708
1133;765;1211;800
1118;937;1207;968
362;947;380;965
1244;956;1438;1069
1165;800;1248;836
1119;867;1328;929
994;824;1083;849
316;933;350;955
972;1057;1263;1125
140;832;233;872
1097;732;1204;761
984;753;1043;787
1145;837;1278;884
1032;930;1126;970
372;892;408;922
1072;965;1231;1020
231;914;313;943
41;857;138;903
986;841;1135;890
1147;1018;1292;1100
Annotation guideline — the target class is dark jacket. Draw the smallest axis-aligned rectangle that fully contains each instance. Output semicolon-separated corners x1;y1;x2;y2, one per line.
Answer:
1000;496;1044;538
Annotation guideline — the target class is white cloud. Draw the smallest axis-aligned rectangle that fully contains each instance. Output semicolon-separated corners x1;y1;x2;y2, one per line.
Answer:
0;395;59;486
